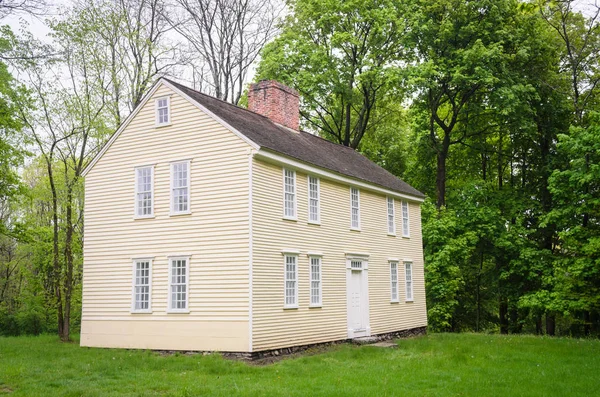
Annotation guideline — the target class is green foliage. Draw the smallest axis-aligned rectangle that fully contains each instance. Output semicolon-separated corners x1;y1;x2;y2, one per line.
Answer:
257;0;407;148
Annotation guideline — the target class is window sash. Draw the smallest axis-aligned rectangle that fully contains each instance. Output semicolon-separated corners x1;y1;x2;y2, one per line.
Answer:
387;197;395;234
309;256;322;306
308;176;320;223
132;260;151;312
171;162;190;214
402;201;410;237
283;169;296;219
390;262;398;302
156;97;170;125
135;167;153;217
405;262;413;301
284;255;298;307
169;258;189;311
351;188;360;229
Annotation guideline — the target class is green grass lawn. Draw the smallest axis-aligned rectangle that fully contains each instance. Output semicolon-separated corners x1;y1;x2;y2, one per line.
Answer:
1;333;599;396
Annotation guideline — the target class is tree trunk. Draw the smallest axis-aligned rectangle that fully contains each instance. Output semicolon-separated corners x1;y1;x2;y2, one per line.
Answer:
436;147;448;209
536;314;543;335
47;159;64;339
61;187;74;342
546;313;556;336
499;297;508;334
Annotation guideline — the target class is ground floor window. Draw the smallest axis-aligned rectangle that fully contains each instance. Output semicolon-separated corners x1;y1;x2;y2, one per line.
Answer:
284;254;298;308
309;256;322;306
168;257;189;312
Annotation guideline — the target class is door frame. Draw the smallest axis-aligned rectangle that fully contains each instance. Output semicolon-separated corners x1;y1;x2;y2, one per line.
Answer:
345;253;370;338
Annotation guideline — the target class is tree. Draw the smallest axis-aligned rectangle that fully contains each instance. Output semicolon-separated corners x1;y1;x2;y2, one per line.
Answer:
257;0;407;148
168;0;282;104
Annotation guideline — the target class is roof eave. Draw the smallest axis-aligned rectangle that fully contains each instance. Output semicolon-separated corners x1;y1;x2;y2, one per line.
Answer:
254;148;426;203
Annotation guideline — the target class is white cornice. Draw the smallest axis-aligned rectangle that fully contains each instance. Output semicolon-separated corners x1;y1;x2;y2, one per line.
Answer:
255;150;425;203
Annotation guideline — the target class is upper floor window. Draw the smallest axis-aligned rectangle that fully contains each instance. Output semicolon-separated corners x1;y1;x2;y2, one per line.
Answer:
402;201;410;237
405;261;413;301
387;197;396;235
308;176;320;223
171;161;190;215
284;254;298;308
135;166;154;217
283;169;296;219
155;97;170;126
132;259;152;312
390;261;399;302
350;187;360;230
168;256;189;312
309;255;322;307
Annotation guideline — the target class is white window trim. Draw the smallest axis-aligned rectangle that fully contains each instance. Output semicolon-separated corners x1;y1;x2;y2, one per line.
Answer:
404;261;414;302
307;175;321;225
390;261;399;303
282;168;297;221
170;160;191;216
131;258;153;314
167;256;191;313
134;165;155;219
350;187;361;231
155;96;171;127
402;201;410;238
308;254;322;308
387;197;396;236
283;253;299;309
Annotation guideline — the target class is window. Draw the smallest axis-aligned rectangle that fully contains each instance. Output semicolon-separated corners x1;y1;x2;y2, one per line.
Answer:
171;161;190;215
390;261;399;302
387;197;396;235
402;201;410;237
350;260;363;270
405;261;413;301
135;166;153;217
284;254;298;308
350;187;360;230
132;259;152;312
309;256;322;306
283;169;296;219
168;257;189;312
308;176;320;223
155;97;170;126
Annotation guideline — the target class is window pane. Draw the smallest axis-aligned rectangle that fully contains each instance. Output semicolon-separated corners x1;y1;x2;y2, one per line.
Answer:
284;255;297;306
390;262;398;301
402;202;410;236
136;168;153;216
170;258;188;310
387;197;395;234
351;188;360;228
405;262;413;300
284;170;296;218
172;163;189;213
133;261;151;311
309;176;319;222
310;257;321;305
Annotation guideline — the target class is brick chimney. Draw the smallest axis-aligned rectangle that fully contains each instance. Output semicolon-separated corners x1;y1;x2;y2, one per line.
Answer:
248;80;299;130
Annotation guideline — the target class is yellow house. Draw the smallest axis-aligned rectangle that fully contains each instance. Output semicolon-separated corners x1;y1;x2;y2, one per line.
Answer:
80;78;427;355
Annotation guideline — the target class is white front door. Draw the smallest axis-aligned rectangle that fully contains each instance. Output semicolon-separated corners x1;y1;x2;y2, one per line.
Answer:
347;259;370;338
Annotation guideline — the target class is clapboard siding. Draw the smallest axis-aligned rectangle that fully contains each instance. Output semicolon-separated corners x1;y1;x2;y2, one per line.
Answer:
251;159;427;352
81;84;251;352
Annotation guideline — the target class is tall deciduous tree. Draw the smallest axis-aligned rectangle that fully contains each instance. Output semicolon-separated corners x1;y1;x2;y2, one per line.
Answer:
257;0;407;148
168;0;282;104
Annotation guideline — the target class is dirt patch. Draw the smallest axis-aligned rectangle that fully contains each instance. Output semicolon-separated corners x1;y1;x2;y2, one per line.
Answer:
0;386;13;394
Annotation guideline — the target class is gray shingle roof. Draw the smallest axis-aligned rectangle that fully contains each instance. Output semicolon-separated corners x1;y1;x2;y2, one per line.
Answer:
165;78;425;199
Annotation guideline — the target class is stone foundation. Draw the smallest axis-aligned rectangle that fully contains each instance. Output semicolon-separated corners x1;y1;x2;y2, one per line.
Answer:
155;326;427;362
228;326;428;362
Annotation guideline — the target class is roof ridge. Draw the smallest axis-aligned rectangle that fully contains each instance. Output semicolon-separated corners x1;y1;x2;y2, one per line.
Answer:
162;77;274;120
